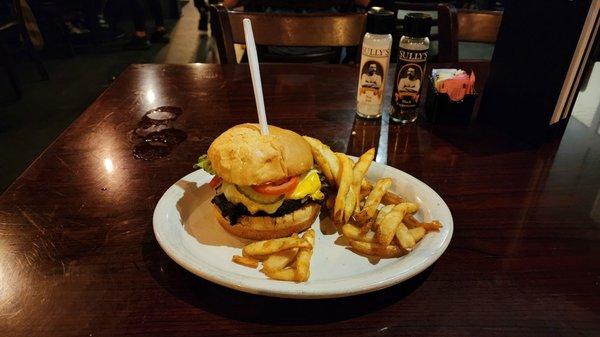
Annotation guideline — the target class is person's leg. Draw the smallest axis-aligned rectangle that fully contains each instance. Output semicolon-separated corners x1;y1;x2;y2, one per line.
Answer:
194;0;208;31
194;0;208;10
128;0;146;35
147;0;164;29
147;0;169;43
125;0;151;49
79;0;101;41
96;0;109;28
104;0;126;39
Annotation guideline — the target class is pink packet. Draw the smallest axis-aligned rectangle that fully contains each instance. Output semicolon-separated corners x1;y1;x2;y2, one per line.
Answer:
438;78;469;101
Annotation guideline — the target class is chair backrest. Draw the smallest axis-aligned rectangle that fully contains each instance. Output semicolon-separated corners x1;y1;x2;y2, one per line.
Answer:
438;4;502;62
13;0;44;50
210;4;367;64
456;9;503;43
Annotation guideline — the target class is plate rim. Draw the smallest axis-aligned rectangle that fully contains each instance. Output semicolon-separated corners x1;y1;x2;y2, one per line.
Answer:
153;163;453;299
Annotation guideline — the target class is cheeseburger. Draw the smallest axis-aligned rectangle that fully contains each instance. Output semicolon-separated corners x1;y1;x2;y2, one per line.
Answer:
198;124;327;240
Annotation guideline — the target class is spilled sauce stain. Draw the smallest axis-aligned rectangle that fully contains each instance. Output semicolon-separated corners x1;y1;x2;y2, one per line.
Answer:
132;106;187;160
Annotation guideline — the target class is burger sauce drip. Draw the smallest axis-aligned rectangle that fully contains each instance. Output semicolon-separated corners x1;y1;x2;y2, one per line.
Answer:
132;106;187;160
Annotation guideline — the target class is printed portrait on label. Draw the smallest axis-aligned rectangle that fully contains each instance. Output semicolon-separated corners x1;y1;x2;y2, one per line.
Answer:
360;61;384;90
395;64;423;105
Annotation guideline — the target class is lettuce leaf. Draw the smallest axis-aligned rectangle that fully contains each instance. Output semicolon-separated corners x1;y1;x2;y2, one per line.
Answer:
193;154;215;175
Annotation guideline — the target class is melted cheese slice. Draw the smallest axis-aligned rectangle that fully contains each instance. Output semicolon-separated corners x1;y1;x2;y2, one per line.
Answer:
289;169;324;200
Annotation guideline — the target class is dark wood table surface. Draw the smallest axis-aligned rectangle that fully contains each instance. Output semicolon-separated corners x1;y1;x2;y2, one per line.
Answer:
1;62;599;337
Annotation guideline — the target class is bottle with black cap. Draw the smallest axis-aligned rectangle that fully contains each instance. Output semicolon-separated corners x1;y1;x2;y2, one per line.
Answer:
390;13;432;123
356;7;394;119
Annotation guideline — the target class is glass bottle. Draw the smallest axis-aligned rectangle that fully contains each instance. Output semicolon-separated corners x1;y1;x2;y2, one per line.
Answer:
356;7;394;119
390;13;432;123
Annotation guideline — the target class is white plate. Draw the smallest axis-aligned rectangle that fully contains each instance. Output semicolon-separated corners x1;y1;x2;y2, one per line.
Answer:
153;160;453;299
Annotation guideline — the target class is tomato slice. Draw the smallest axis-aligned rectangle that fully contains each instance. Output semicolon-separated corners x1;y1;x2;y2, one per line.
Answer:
251;176;299;195
209;176;223;189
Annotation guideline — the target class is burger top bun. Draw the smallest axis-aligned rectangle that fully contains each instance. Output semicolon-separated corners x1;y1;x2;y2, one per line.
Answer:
207;124;313;186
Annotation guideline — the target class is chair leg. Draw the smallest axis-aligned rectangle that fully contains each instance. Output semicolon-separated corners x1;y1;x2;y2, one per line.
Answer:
0;43;22;100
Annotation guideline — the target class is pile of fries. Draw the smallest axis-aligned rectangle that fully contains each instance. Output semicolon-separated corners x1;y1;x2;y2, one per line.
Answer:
232;229;315;282
303;136;442;258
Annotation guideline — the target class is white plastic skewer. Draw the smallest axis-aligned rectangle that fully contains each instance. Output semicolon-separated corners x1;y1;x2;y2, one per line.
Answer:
242;18;269;135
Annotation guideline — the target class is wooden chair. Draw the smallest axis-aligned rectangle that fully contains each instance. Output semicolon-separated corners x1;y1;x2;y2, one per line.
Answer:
1;0;48;99
209;4;366;64
437;4;503;62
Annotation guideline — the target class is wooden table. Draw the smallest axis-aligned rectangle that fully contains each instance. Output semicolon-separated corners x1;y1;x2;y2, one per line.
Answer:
1;62;599;336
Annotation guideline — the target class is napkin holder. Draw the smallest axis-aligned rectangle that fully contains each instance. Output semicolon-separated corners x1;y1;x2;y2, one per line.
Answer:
424;77;478;125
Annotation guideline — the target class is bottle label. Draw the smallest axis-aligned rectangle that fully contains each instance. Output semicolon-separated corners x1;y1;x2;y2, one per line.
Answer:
393;48;428;109
357;46;390;107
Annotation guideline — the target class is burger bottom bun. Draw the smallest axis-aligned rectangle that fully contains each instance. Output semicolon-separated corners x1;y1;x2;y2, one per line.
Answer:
211;203;320;240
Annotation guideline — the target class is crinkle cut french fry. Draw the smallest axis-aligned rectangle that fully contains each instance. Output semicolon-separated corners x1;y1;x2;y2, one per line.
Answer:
342;223;377;242
349;240;406;258
295;229;315;282
354;178;392;226
409;226;426;242
232;255;259;268
262;249;298;273
243;237;311;256
395;223;416;250
334;153;354;226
